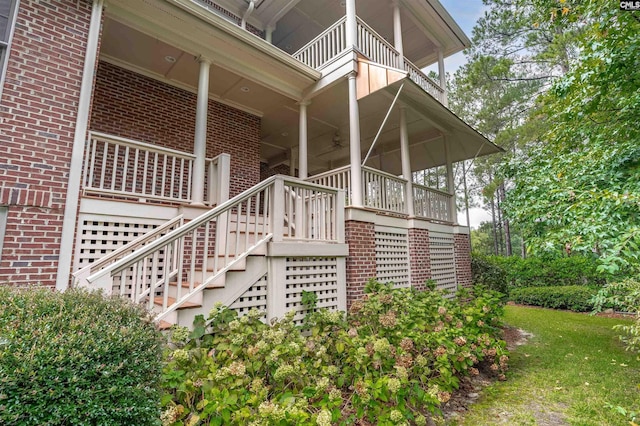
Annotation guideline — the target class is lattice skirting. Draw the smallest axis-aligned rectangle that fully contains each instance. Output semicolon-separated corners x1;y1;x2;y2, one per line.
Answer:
74;213;166;272
375;226;410;288
285;257;341;324
429;231;457;294
229;274;268;322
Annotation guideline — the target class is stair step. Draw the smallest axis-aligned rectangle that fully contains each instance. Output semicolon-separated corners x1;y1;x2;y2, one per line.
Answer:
154;296;201;309
158;320;173;330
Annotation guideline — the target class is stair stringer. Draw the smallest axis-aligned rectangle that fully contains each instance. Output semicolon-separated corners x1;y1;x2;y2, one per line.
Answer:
174;254;268;328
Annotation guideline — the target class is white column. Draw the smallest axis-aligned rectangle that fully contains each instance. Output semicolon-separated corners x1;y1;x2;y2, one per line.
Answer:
266;25;275;44
345;0;357;47
443;135;456;223
392;0;403;57
348;72;363;207
289;146;298;177
438;49;448;106
399;107;414;216
56;0;104;291
191;57;211;206
298;101;310;179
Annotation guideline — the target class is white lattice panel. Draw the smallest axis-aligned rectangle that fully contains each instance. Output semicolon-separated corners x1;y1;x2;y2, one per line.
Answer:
230;274;268;321
429;231;457;295
285;257;340;324
74;214;167;296
375;227;410;288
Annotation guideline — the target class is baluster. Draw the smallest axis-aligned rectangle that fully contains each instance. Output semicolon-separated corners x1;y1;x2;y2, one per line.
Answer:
121;146;129;193
142;151;149;197
99;141;108;190
151;152;159;198
87;138;97;189
170;157;176;200
111;144;119;191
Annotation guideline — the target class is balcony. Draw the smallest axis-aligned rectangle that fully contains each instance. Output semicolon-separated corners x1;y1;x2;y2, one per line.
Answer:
293;16;446;105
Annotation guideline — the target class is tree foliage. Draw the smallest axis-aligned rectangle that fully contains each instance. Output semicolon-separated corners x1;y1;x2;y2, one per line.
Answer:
502;2;640;273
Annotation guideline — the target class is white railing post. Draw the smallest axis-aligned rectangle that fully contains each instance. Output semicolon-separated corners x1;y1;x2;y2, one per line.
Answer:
271;176;285;242
191;57;211;206
216;153;231;204
336;189;345;244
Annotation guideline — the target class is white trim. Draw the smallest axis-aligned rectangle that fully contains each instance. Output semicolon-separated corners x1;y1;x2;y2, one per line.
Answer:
268;242;348;257
0;0;20;102
55;0;104;291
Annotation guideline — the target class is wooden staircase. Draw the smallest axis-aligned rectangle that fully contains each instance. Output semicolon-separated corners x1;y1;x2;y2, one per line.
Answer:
73;175;344;327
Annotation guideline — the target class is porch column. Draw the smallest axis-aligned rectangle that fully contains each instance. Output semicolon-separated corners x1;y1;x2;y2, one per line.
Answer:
298;101;310;179
192;57;211;206
438;49;448;106
56;0;105;291
392;0;403;56
289;146;298;177
266;25;275;44
443;134;457;224
399;106;414;216
348;71;363;207
345;0;357;47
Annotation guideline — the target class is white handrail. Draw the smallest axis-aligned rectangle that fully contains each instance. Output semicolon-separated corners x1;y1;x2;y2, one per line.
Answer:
84;175;343;321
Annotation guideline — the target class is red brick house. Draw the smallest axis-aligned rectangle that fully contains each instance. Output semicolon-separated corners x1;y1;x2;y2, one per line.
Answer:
0;0;501;326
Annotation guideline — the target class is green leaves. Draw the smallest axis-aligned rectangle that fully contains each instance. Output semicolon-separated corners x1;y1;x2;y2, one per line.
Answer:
161;284;510;424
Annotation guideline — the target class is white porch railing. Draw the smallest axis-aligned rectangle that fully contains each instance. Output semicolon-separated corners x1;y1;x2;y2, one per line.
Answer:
356;18;401;69
292;16;445;105
307;166;453;221
78;176;343;321
413;183;453;222
293;16;347;70
403;59;445;104
362;166;406;214
305;165;352;206
83;132;230;206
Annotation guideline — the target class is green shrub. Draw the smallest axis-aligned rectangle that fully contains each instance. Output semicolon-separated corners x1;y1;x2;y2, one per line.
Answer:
509;285;598;312
480;255;606;289
471;253;508;294
0;287;164;426
592;279;640;355
161;282;509;425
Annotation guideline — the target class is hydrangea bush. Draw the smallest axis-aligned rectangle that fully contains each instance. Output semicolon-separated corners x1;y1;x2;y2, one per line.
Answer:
161;281;508;425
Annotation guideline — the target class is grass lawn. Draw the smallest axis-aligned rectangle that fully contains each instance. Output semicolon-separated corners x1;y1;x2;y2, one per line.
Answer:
452;305;639;426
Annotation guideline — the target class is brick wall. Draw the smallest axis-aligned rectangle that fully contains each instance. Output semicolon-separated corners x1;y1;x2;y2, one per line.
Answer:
454;233;472;288
0;0;93;287
260;162;292;181
408;228;431;291
90;61;261;197
344;220;376;307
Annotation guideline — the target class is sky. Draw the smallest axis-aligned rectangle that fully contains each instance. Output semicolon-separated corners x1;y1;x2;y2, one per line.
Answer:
429;0;493;229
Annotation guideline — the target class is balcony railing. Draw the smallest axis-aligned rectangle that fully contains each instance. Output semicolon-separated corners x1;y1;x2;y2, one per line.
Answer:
292;16;445;105
82;132;229;206
293;17;347;70
413;183;453;222
306;166;453;222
